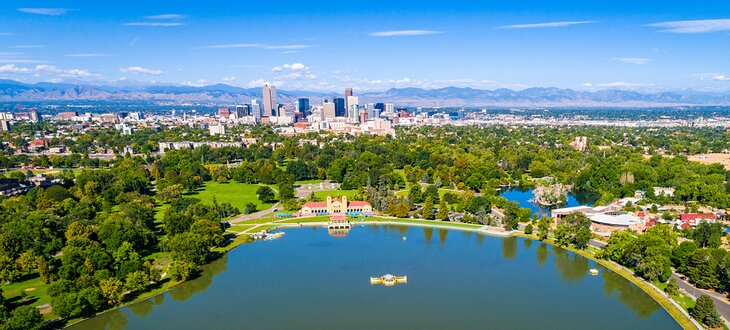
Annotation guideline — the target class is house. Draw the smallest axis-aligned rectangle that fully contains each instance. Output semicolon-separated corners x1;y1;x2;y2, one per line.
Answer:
679;213;716;228
0;178;27;196
300;195;372;215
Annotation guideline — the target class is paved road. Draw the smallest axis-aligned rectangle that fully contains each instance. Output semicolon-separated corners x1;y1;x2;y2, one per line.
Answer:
295;182;340;198
588;239;607;249
672;273;730;325
227;203;279;224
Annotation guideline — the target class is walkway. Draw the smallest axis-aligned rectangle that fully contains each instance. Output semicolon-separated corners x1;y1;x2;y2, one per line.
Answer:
672;273;730;327
227;203;279;224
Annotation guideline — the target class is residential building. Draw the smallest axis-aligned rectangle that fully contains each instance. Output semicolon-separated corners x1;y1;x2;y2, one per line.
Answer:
209;124;226;135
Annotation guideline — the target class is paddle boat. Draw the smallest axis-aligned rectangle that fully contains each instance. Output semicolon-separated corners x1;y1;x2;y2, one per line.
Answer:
370;274;407;286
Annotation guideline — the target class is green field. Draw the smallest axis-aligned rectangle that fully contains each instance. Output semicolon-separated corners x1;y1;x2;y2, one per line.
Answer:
313;190;358;200
186;181;273;212
1;276;53;318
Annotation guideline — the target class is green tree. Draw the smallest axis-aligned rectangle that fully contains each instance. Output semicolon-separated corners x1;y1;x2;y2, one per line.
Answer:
99;278;125;305
537;216;551;240
692;295;722;328
408;185;423;203
256;186;276;203
422;196;434;220
665;278;679;296
436;199;449;220
169;260;197;281
694;221;723;248
3;305;43;330
524;223;534;235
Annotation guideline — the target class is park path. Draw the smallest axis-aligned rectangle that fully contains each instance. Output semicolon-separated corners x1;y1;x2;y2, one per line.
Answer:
295;181;340;198
227;203;279;224
672;273;730;327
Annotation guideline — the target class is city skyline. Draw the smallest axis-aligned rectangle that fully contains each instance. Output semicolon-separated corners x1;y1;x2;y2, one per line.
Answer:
1;1;730;92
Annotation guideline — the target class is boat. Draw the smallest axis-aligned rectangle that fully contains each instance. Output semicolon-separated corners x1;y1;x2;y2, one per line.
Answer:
370;274;407;286
589;269;599;276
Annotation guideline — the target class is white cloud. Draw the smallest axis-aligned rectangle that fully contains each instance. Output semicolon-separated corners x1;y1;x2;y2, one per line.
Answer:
182;79;208;87
598;81;654;88
66;53;110;57
145;14;186;20
581;83;593;87
498;21;596;29
647;19;730;34
12;45;45;49
613;57;650;65
0;32;12;36
222;76;236;82
369;30;442;37
0;64;98;78
0;64;32;74
248;79;269;87
204;43;314;50
0;52;25;56
712;75;730;81
17;8;70;15
119;66;163;75
272;63;308;72
124;22;185;27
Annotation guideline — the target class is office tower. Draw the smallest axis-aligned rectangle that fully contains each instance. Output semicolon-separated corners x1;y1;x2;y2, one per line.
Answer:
251;99;261;120
345;88;353;97
235;105;248;118
29;108;40;122
209;125;226;135
374;103;385;113
218;107;231;119
333;98;346;117
298;98;310;118
385;103;395;113
346;96;359;120
0;120;9;132
322;101;336;119
262;84;277;117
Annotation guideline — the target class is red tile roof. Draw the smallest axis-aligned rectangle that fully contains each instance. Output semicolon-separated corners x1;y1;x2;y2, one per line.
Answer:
680;214;715;221
303;202;327;208
348;201;371;207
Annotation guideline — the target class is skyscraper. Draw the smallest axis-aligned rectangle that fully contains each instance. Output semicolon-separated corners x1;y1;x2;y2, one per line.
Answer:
345;88;353;97
298;98;310;118
262;84;277;117
251;99;261;120
344;88;354;117
333;98;346;117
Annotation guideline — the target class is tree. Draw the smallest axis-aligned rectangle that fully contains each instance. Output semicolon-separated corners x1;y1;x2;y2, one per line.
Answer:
694;221;723;248
422;196;434;220
692;295;722;328
278;182;295;202
157;184;183;203
243;202;257;214
665;278;679;296
125;270;151;293
408;185;423;203
524;223;534;235
537;216;551;240
387;202;410;218
3;305;43;330
436;199;449;221
99;278;125;305
169;260;197;281
256;186;276;203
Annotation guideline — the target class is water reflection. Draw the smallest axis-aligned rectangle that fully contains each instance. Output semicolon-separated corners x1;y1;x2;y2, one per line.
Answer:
170;254;228;302
602;266;660;318
523;238;533;249
71;306;128;330
502;236;517;260
536;243;549;266
553;248;589;283
437;229;448;248
126;299;153;318
423;227;433;246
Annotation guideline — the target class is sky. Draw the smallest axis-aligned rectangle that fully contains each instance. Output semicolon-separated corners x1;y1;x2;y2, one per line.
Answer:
1;0;730;92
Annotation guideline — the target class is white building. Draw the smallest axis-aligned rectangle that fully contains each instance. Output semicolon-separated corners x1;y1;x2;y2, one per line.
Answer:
209;124;226;135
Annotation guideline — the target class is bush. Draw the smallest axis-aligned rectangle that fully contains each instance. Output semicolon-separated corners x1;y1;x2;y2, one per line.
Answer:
524;224;533;235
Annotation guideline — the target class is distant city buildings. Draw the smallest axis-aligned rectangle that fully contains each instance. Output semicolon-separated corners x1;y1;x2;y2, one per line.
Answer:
262;84;278;117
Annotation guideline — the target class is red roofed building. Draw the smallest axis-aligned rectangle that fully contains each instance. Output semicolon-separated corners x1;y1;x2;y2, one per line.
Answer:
680;213;716;227
301;195;372;215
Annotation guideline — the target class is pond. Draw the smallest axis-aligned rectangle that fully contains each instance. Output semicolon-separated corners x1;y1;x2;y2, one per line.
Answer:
70;225;679;330
499;187;599;217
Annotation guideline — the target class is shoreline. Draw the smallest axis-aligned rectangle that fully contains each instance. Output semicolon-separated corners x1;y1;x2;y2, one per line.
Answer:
66;217;698;330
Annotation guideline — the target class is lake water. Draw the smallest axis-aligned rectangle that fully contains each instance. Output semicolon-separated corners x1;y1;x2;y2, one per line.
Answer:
70;225;679;330
499;187;599;217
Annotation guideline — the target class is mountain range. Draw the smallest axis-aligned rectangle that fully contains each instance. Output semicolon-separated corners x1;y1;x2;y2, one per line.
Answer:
2;79;730;107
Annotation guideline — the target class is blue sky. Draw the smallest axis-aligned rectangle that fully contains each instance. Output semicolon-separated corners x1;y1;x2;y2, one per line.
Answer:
1;0;730;92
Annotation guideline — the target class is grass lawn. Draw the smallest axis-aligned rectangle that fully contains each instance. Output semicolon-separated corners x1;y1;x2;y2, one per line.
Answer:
186;181;273;213
295;179;324;185
313;190;358;200
228;224;259;232
1;276;53;318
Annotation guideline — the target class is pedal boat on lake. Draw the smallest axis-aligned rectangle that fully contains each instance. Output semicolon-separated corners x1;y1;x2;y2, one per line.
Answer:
589;269;599;276
370;274;407;286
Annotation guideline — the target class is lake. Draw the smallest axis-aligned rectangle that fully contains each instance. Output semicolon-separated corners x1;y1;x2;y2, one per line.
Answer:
70;225;679;330
499;187;599;217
